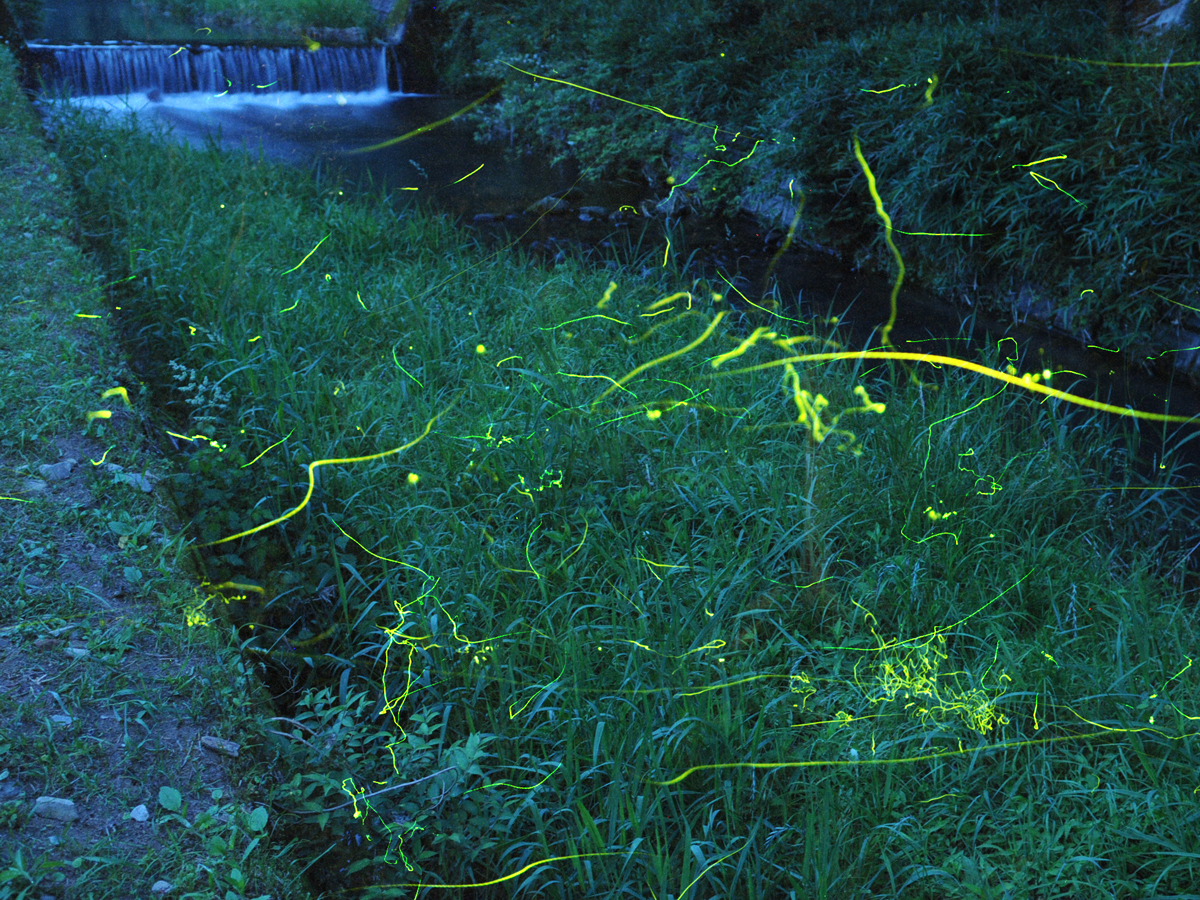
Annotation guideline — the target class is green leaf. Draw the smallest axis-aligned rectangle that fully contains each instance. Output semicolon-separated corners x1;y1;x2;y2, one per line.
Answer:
158;786;182;812
347;858;374;875
246;806;268;832
239;837;261;864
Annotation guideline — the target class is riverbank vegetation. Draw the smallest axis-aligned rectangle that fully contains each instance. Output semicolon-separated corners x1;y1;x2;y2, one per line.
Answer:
32;34;1200;896
424;0;1200;372
130;0;385;40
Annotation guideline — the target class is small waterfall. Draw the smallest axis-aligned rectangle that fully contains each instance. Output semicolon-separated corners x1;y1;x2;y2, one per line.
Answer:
30;41;392;98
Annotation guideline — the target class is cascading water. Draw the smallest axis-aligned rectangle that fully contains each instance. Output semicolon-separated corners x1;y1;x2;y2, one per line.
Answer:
29;40;393;99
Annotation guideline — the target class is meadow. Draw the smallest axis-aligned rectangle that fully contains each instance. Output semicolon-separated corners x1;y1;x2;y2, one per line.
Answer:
34;57;1200;900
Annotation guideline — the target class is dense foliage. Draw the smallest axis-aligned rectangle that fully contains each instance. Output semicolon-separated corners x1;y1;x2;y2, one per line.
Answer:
425;0;1200;361
133;0;381;37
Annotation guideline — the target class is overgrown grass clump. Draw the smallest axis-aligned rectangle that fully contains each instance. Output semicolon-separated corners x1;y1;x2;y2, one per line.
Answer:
45;90;1200;899
133;0;383;36
434;0;1200;362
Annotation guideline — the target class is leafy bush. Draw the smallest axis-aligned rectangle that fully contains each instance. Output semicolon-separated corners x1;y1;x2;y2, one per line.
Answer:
430;0;1200;358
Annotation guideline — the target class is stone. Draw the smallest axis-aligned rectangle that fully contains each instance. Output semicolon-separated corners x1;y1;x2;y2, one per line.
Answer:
130;804;149;822
372;0;409;43
526;195;571;215
655;191;692;217
150;880;174;895
113;471;155;493
1012;283;1054;324
472;212;498;223
1136;0;1193;31
32;796;78;822
1166;329;1200;373
38;457;76;481
199;735;240;757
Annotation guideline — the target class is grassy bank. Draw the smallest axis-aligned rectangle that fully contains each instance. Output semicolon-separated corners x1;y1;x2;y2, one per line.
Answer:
129;0;391;40
0;47;316;900
32;40;1200;900
425;0;1200;369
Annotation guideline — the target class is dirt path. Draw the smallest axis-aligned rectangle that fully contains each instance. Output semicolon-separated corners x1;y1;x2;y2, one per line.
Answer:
0;45;316;900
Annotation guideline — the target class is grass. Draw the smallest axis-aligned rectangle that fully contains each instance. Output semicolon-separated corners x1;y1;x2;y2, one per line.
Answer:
130;0;389;39
18;29;1200;900
0;47;317;900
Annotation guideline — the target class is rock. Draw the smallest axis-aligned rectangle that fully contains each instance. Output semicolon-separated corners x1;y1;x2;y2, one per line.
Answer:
32;796;78;822
113;471;156;492
1163;328;1200;373
578;206;607;217
38;457;76;481
655;191;692;217
64;646;89;660
49;715;73;728
21;478;47;493
1012;283;1054;324
146;87;163;103
199;735;240;757
150;880;174;895
472;212;498;223
1138;0;1193;32
33;637;60;651
374;0;409;44
130;804;149;822
526;195;571;215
